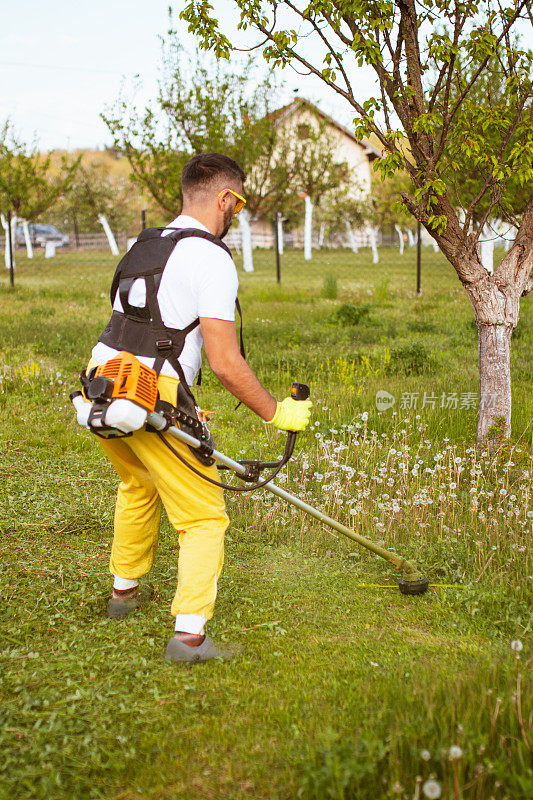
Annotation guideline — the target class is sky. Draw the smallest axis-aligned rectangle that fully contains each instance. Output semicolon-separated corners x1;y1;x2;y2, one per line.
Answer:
1;1;531;152
0;0;377;152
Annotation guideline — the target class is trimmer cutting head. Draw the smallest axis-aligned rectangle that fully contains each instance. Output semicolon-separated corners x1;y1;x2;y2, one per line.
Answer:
398;577;430;595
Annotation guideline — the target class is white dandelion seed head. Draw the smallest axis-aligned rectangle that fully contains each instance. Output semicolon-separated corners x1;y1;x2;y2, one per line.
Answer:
448;745;463;760
420;749;431;761
511;640;523;652
422;779;442;799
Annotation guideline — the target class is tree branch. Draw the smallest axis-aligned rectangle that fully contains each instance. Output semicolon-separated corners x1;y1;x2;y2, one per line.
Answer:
494;193;533;293
446;0;529;128
284;1;355;103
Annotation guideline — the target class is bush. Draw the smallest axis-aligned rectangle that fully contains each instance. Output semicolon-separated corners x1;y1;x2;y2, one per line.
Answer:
329;302;370;326
389;341;434;375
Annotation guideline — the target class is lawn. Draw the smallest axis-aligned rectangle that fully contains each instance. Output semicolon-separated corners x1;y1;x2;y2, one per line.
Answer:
0;245;531;800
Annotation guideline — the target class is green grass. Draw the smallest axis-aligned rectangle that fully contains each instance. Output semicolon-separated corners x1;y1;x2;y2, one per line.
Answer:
0;246;531;800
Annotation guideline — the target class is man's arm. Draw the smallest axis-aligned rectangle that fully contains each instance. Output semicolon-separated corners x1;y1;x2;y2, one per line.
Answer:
200;317;277;421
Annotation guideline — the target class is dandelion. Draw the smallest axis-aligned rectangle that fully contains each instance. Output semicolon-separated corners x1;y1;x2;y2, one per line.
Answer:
448;745;463;760
511;640;523;652
422;779;442;799
361;411;369;422
420;749;431;761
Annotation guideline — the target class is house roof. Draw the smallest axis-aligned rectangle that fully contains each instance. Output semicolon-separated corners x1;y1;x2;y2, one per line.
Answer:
270;97;381;160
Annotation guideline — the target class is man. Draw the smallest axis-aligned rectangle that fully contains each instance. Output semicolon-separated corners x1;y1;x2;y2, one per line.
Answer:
86;152;312;663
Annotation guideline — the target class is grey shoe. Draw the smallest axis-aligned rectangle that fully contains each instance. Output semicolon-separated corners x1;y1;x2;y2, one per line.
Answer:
165;635;231;664
107;586;151;619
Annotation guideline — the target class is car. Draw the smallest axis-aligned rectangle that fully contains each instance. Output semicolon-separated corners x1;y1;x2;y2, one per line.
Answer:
15;224;70;248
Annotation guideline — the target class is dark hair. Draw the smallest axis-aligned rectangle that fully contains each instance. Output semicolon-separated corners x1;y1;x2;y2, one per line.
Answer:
181;153;246;195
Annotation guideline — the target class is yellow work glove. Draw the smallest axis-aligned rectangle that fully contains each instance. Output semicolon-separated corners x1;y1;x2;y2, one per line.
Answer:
267;397;312;432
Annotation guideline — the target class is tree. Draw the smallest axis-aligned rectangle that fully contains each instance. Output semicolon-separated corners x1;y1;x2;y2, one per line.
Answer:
52;158;140;235
181;0;533;443
101;35;296;216
0;121;78;224
102;32;302;270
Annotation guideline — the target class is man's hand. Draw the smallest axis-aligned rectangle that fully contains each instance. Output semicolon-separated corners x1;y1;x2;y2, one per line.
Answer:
266;397;312;432
200;317;277;420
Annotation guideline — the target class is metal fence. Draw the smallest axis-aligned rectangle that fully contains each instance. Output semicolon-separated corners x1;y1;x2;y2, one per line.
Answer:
1;231;128;252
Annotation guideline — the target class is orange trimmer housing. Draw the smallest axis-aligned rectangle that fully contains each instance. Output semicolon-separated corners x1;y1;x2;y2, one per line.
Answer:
94;351;158;412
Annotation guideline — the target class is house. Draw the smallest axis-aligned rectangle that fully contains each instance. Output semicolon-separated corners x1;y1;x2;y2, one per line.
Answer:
226;97;381;250
273;97;380;195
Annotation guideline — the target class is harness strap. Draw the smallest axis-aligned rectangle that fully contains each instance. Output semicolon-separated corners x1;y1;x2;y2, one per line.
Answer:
144;273;199;408
235;297;245;360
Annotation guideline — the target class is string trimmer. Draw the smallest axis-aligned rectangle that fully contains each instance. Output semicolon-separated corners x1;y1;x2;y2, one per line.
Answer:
71;353;429;595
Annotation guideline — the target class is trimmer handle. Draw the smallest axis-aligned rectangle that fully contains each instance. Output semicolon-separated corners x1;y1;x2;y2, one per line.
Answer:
291;382;310;401
284;382;311;459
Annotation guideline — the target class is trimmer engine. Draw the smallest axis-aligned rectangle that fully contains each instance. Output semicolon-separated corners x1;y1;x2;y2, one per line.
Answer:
71;352;158;436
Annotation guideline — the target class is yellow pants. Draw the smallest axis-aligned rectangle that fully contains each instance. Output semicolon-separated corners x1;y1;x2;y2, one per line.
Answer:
89;361;229;633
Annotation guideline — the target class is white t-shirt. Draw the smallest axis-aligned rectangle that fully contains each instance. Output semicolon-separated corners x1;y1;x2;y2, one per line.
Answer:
91;214;239;384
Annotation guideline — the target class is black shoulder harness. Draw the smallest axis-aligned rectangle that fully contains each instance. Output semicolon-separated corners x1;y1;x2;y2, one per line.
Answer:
99;226;245;395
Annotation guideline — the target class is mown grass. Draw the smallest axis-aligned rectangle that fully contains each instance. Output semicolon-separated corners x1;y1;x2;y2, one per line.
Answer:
0;246;531;800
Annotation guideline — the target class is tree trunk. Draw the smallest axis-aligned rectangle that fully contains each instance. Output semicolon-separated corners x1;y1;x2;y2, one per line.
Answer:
479;224;494;274
395;224;404;254
369;226;379;264
277;214;284;255
239;208;254;272
477;322;512;441
463;263;522;444
304;197;313;261
98;214;119;255
22;220;33;258
345;221;359;253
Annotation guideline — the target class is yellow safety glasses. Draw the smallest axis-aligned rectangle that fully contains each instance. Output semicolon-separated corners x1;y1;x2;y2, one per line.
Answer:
217;188;247;215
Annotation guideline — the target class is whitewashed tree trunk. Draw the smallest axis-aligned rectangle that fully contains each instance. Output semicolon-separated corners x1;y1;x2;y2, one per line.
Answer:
395;225;404;254
369;226;379;264
345;221;358;253
239;208;254;272
318;221;325;248
479;225;494;274
1;213;16;270
407;228;415;247
456;202;531;442
277;214;284;255
477;322;512;441
98;214;119;256
304;196;313;261
22;220;33;258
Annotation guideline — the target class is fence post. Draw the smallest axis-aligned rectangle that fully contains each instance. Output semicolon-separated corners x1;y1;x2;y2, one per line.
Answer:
73;214;80;248
416;220;421;295
274;212;281;284
141;209;147;230
7;210;14;287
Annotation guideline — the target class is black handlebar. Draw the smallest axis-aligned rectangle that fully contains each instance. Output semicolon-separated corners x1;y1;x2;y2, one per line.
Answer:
219;381;311;480
291;382;310;401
